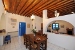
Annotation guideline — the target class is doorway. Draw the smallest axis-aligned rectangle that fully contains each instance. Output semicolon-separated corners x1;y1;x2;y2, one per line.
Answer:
19;22;26;36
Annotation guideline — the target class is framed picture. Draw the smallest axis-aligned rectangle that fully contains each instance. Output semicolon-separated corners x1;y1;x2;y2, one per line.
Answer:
49;24;51;27
27;24;30;28
61;25;64;28
11;18;17;22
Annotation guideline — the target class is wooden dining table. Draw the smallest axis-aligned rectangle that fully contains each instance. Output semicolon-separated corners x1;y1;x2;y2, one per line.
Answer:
28;34;47;50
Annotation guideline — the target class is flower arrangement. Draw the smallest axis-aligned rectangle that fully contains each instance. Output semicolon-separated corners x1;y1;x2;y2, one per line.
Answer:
55;28;59;31
32;29;37;34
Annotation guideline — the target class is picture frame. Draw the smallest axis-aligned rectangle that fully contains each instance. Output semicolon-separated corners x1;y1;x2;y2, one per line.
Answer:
27;24;30;28
49;24;51;27
61;25;64;28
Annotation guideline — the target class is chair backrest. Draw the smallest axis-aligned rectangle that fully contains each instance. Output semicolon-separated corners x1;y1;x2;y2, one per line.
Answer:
26;35;30;43
23;34;26;39
42;34;47;38
23;34;26;41
6;35;11;38
5;35;11;41
29;37;34;46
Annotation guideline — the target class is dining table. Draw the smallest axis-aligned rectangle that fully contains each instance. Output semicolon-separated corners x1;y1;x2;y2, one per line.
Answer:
28;34;47;50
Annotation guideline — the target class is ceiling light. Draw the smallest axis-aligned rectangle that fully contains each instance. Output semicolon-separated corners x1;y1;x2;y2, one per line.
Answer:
31;14;35;21
55;10;60;17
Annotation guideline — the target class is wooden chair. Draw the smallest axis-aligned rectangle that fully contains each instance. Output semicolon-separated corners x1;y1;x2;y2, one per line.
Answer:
40;39;47;50
23;34;26;45
41;34;47;50
26;35;30;49
42;34;47;38
30;37;37;50
4;35;11;44
36;30;43;36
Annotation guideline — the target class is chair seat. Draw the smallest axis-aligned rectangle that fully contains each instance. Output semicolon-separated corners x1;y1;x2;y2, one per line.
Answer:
4;35;11;44
27;42;29;44
24;40;26;42
31;44;37;48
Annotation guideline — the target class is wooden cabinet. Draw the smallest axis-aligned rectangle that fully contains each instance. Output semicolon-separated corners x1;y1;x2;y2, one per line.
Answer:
66;28;74;35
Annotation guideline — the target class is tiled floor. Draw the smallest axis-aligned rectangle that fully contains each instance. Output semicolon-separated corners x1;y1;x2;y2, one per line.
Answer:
0;36;28;50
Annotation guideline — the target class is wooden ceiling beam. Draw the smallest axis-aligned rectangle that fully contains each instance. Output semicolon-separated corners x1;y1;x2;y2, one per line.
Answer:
35;0;72;14
34;0;73;17
47;1;75;17
47;11;54;18
12;0;17;13
30;0;61;14
13;0;21;13
22;0;41;15
34;12;42;16
24;0;55;16
25;9;41;16
15;0;27;14
24;0;53;16
21;0;35;15
48;1;74;11
19;0;34;14
25;11;42;17
26;1;67;16
24;0;47;16
9;0;14;13
3;0;10;11
48;1;75;15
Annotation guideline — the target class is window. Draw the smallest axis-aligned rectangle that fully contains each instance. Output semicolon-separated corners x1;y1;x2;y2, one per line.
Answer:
52;23;59;30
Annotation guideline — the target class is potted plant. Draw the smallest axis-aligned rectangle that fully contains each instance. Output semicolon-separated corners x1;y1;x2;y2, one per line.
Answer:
55;28;59;34
32;29;37;35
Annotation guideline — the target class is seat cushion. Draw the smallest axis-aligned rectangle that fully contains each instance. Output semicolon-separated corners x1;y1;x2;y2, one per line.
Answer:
31;44;37;48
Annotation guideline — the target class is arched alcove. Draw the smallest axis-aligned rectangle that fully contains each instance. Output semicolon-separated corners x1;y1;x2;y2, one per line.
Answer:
47;20;74;35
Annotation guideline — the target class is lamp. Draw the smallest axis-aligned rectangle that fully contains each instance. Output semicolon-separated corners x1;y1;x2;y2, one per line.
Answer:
31;14;35;29
55;10;60;17
31;14;35;21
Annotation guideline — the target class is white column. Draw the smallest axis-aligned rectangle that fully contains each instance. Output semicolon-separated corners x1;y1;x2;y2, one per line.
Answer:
43;10;48;19
43;10;48;33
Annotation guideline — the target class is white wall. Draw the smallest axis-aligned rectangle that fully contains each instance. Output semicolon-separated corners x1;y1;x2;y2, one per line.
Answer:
0;0;5;30
0;13;6;30
47;32;75;50
24;17;32;34
5;13;31;37
5;13;42;36
35;15;43;32
0;0;4;20
43;14;75;50
5;12;26;32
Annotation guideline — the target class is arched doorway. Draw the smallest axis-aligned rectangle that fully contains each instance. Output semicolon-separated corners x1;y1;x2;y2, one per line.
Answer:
47;20;74;35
